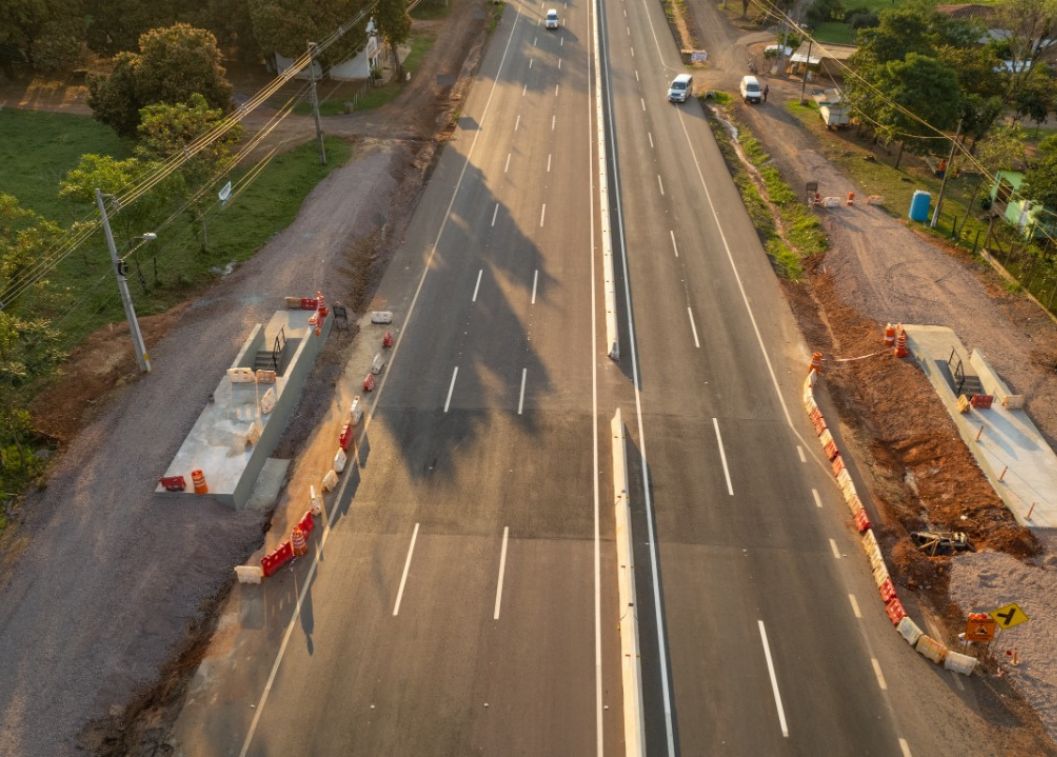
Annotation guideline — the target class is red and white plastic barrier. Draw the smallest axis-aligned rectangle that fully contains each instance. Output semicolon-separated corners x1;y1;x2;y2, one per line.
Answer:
804;363;977;675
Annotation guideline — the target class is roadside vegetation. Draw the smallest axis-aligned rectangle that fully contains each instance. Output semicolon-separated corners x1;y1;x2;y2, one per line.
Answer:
0;0;411;527
705;96;828;279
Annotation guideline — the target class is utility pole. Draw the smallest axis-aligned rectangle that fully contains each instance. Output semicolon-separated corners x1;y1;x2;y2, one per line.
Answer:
307;41;327;166
95;188;151;373
799;38;813;105
930;119;963;229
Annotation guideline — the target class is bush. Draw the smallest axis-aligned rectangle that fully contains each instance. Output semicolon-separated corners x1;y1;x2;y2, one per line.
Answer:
807;0;845;25
845;8;879;29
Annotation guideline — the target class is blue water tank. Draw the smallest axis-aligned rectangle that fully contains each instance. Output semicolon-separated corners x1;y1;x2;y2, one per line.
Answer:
908;190;931;222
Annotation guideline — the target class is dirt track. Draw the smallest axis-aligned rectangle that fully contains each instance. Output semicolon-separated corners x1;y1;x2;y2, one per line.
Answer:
0;1;488;753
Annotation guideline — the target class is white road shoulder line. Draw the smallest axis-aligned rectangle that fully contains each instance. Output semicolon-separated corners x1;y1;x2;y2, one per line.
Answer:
758;620;789;738
871;657;888;691
712;417;734;495
392;522;421;616
444;366;459;413
518;368;527;415
812;487;823;508
829;538;841;559
849;593;862;618
687;306;700;348
472;269;483;302
493;526;510;619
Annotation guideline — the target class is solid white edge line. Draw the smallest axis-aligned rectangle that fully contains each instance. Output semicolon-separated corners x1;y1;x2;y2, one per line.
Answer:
712;417;734;496
491;202;500;227
899;738;913;757
444;366;459;413
797;445;806;462
758;620;790;738
236;10;523;755
531;269;539;304
493;526;510;619
812;487;823;508
392;522;421;616
588;0;605;748
871;657;888;691
687;306;700;348
518;368;527;415
849;593;862;618
669;229;678;257
829;538;841;559
600;0;673;742
472;268;483;302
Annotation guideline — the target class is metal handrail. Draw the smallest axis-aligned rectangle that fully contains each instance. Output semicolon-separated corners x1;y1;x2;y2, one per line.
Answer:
271;327;286;373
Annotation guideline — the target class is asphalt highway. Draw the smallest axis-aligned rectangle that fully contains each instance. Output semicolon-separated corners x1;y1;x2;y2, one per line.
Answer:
170;0;994;754
172;1;625;754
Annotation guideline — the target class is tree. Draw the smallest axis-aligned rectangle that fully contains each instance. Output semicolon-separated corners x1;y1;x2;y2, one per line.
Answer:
958;123;1029;234
136;95;242;252
248;0;367;67
0;0;85;72
991;0;1057;100
871;53;963;168
375;0;411;78
1014;73;1056;130
84;0;178;55
88;23;232;137
1023;135;1057;210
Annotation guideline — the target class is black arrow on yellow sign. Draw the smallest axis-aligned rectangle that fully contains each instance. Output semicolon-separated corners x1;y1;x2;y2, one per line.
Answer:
996;607;1018;626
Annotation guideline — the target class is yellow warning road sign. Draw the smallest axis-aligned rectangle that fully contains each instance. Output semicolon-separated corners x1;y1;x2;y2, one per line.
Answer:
990;602;1029;630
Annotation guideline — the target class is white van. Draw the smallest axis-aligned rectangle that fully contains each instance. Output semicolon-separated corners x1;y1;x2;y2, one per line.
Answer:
667;73;693;103
740;75;763;104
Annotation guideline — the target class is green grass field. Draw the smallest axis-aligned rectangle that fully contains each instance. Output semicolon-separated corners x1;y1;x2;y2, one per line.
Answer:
0;109;352;346
0;110;131;223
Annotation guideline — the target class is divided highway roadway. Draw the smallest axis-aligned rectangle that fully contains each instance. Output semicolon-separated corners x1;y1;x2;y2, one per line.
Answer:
170;0;989;754
172;0;625;754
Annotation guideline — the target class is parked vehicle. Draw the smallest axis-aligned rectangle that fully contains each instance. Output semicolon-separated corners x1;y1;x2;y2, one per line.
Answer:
667;73;693;103
739;75;762;104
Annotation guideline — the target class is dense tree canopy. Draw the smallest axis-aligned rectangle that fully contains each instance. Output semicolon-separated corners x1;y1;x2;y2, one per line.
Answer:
1023;135;1057;209
88;24;232;137
248;0;368;66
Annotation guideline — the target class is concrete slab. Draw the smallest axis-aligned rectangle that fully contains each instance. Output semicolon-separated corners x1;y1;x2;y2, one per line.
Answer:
157;306;331;508
905;325;1057;530
244;458;291;510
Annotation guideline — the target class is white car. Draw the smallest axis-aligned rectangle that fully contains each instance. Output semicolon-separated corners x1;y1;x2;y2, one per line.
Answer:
740;75;763;104
545;9;559;29
667;73;693;103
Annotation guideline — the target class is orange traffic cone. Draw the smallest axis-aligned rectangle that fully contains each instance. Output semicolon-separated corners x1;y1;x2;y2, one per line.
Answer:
894;330;908;358
883;323;896;347
809;351;824;374
291;526;308;557
191;469;208;495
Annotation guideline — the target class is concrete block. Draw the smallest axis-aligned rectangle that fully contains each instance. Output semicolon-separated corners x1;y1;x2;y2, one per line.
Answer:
944;650;978;676
371;353;386;375
333;448;347;474
228;367;256;383
1002;394;1025;410
256;369;277;384
245;420;263;447
915;634;947;664
260;387;276;415
309;485;322;516
322;469;339;492
235;565;263;584
348;396;363;426
370;310;394;324
897;616;923;646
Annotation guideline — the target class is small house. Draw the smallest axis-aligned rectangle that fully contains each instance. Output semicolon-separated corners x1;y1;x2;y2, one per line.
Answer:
990;170;1057;240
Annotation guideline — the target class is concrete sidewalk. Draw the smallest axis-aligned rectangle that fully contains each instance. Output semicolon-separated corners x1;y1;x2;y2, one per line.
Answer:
907;325;1057;530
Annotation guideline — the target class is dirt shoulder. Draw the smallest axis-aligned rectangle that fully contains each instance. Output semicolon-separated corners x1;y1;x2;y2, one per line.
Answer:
0;0;490;754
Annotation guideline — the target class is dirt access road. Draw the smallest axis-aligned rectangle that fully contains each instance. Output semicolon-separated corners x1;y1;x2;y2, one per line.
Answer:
0;2;489;755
